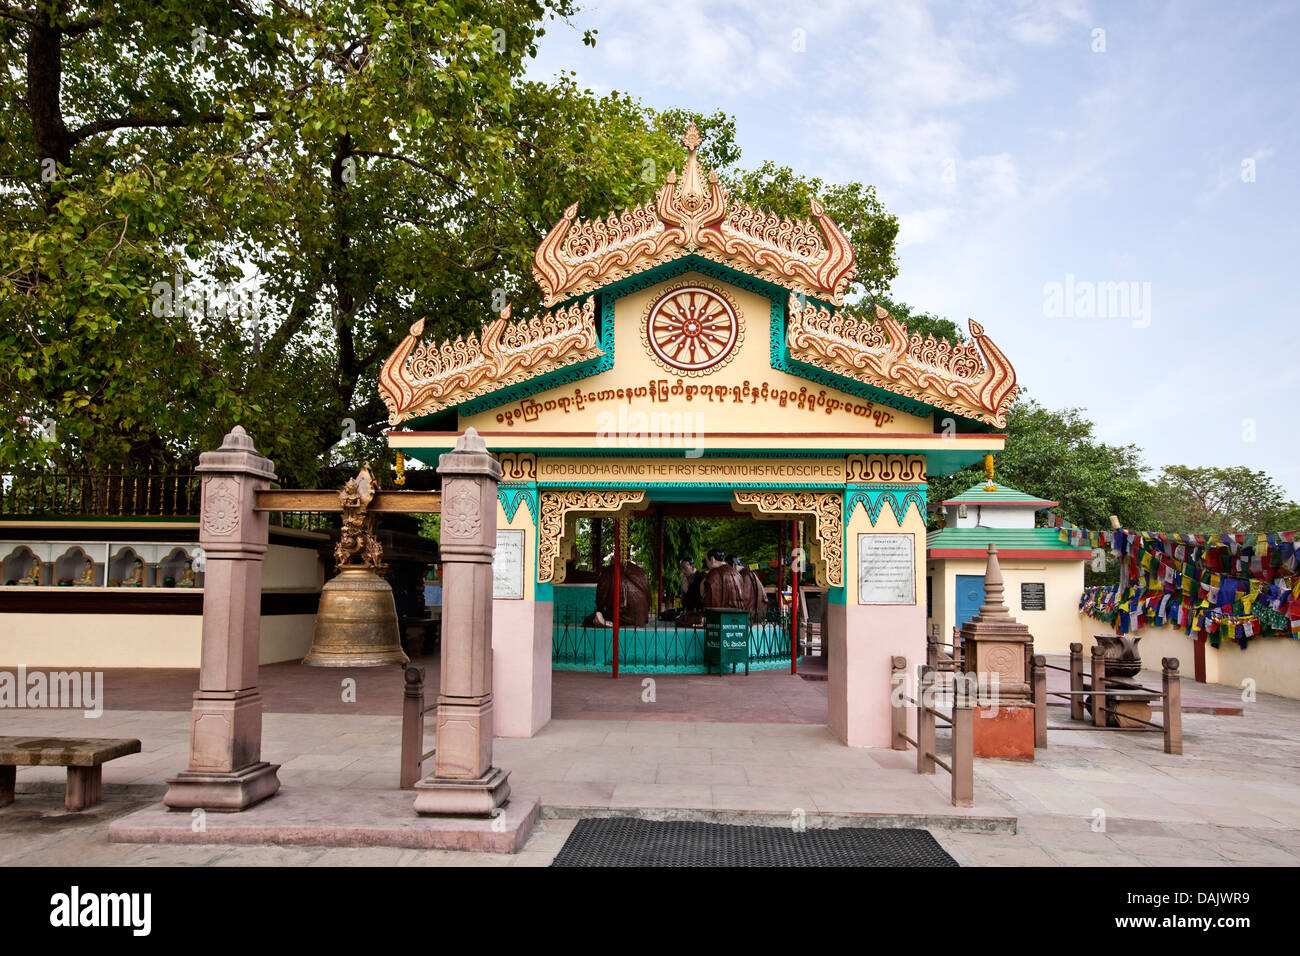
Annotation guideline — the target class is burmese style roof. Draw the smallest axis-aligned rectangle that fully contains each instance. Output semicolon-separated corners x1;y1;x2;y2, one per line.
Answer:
378;124;1019;430
926;527;1092;559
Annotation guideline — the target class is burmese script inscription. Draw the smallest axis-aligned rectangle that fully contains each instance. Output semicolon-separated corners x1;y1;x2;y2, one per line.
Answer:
492;379;898;429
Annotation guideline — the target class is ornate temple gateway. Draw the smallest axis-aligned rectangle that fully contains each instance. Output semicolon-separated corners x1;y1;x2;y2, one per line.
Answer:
380;125;1018;747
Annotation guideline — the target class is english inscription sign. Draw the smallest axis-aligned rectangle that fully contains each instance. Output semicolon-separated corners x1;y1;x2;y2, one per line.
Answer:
857;533;915;605
1020;582;1046;611
493;530;525;600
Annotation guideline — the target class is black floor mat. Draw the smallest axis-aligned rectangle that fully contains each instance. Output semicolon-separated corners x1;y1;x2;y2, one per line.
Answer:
551;817;958;867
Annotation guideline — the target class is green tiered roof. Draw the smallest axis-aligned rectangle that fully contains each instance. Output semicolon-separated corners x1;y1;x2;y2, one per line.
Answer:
926;527;1091;558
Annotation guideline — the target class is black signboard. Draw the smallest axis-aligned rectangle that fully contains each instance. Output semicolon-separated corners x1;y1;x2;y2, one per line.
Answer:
1021;582;1046;611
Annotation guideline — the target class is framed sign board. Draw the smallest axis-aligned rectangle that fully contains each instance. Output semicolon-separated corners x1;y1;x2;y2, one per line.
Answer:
857;533;915;605
1020;582;1046;611
493;530;525;600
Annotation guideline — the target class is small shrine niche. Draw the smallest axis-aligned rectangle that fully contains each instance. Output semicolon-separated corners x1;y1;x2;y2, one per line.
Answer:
158;547;198;588
3;546;44;586
108;547;148;588
54;546;99;586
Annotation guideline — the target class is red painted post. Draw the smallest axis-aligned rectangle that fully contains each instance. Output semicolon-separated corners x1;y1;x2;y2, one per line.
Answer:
776;522;785;614
656;507;664;617
790;520;800;675
612;518;621;680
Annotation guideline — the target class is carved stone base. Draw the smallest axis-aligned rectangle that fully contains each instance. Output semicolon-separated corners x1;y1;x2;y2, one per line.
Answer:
412;767;511;817
163;762;281;811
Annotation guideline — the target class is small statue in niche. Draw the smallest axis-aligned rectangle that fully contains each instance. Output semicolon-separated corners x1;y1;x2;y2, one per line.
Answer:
18;557;42;586
177;568;197;588
123;558;145;587
76;563;96;587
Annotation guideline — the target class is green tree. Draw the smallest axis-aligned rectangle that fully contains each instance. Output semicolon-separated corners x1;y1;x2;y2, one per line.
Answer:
927;395;1155;532
1147;466;1300;534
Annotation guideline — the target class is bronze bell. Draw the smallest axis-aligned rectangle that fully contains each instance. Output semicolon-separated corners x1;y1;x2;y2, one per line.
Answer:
302;463;408;667
302;565;409;667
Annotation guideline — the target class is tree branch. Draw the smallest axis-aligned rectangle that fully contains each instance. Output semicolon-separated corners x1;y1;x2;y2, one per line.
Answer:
69;110;273;144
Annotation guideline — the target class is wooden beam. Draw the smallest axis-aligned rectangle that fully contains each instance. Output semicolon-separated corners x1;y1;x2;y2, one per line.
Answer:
255;489;441;513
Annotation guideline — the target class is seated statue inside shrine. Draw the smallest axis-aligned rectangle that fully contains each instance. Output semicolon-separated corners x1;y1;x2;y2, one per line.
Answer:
731;555;768;623
700;549;745;611
584;559;651;628
678;558;706;626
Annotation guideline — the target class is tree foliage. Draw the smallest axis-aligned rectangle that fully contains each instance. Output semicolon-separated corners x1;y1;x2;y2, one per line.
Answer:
1;1;903;485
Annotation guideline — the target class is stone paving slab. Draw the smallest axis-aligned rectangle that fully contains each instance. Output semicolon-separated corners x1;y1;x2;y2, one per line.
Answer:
107;787;541;853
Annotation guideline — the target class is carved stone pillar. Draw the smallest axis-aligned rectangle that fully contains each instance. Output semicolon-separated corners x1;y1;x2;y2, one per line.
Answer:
414;427;510;815
164;426;281;810
960;544;1036;760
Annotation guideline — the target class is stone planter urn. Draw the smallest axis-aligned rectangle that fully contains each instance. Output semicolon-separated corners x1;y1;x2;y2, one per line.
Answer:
1095;634;1142;678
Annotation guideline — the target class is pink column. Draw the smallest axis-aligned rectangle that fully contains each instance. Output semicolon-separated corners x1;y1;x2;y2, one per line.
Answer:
164;426;280;810
413;428;511;816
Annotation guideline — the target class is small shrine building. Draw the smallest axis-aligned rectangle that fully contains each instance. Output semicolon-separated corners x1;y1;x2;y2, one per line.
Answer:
378;126;1019;748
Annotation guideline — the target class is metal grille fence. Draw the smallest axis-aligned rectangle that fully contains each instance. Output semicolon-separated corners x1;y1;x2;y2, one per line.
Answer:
552;605;793;672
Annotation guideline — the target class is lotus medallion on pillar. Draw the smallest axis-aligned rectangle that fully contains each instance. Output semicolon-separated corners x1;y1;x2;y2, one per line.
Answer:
413;427;512;816
959;544;1037;760
164;426;281;810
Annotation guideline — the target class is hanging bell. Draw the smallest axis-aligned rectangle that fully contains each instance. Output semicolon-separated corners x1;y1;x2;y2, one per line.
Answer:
302;565;409;667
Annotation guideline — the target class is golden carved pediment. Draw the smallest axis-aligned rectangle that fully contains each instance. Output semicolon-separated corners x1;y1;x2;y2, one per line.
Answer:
379;297;603;425
531;124;857;308
786;296;1017;428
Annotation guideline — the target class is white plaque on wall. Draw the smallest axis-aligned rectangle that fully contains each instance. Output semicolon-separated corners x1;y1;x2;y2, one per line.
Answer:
493;530;525;600
858;533;915;605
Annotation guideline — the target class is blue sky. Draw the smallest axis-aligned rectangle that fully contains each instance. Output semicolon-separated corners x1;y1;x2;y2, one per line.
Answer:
525;0;1300;497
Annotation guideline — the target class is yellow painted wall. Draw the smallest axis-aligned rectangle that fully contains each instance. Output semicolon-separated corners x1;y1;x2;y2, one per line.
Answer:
926;556;1084;654
0;612;203;668
461;271;933;439
263;542;325;589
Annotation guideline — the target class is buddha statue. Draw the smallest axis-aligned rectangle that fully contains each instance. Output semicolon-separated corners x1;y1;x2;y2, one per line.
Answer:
76;563;96;587
123;558;145;587
19;558;42;586
177;568;197;588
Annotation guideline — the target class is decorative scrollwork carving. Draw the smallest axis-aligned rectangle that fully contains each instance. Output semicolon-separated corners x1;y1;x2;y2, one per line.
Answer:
532;124;857;307
846;454;927;483
538;489;647;583
334;464;383;570
787;295;1017;428
731;490;843;588
379;296;603;425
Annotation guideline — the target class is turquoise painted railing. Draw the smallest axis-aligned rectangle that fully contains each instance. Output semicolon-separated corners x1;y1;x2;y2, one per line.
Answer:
552;605;793;674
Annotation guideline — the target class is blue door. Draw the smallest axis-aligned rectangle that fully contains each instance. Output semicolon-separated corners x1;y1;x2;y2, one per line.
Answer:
955;575;986;627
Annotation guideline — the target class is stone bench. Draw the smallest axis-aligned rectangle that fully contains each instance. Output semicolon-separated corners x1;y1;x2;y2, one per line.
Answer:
0;736;142;811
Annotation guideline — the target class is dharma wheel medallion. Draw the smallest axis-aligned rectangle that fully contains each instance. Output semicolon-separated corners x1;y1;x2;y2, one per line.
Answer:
643;284;742;374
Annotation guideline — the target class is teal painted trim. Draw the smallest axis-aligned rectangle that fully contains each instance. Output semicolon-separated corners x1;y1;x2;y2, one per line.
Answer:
554;659;792;674
535;582;553;602
827;586;847;606
537;481;846;491
845;485;928;526
498;485;538;524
